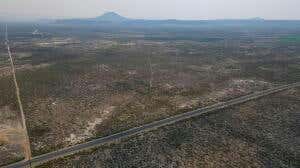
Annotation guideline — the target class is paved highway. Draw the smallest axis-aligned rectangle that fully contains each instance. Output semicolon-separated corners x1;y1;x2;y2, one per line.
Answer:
3;82;300;168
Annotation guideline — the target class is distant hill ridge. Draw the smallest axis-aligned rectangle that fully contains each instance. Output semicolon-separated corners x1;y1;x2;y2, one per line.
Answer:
95;12;128;22
59;12;268;23
55;12;300;28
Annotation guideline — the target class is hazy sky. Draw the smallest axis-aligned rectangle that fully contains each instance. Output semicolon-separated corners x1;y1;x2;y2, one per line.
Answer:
1;0;300;21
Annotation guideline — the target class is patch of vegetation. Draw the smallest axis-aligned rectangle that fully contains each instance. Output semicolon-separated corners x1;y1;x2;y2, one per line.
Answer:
0;156;24;167
166;128;193;148
0;76;17;108
280;35;300;43
37;89;300;167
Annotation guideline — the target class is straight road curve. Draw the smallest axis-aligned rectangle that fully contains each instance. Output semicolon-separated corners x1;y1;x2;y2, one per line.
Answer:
3;82;300;168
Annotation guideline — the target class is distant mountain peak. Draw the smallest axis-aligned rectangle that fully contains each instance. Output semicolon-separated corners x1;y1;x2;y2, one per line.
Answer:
95;12;128;22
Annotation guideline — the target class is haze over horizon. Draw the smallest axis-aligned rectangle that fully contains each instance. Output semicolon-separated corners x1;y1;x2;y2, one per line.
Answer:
0;0;300;21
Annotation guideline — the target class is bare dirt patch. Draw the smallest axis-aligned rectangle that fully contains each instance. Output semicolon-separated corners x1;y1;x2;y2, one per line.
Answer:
0;107;25;166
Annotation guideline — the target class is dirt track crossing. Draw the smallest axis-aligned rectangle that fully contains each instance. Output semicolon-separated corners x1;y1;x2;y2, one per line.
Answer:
5;24;32;161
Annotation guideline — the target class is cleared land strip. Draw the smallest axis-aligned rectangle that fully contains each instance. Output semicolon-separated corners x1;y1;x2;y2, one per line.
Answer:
3;82;300;168
5;25;32;161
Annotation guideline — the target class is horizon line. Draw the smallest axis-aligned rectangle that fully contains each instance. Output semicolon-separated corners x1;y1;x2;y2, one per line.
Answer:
1;12;300;22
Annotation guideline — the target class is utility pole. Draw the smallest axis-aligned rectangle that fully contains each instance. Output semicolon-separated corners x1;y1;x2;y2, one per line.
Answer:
5;24;32;163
